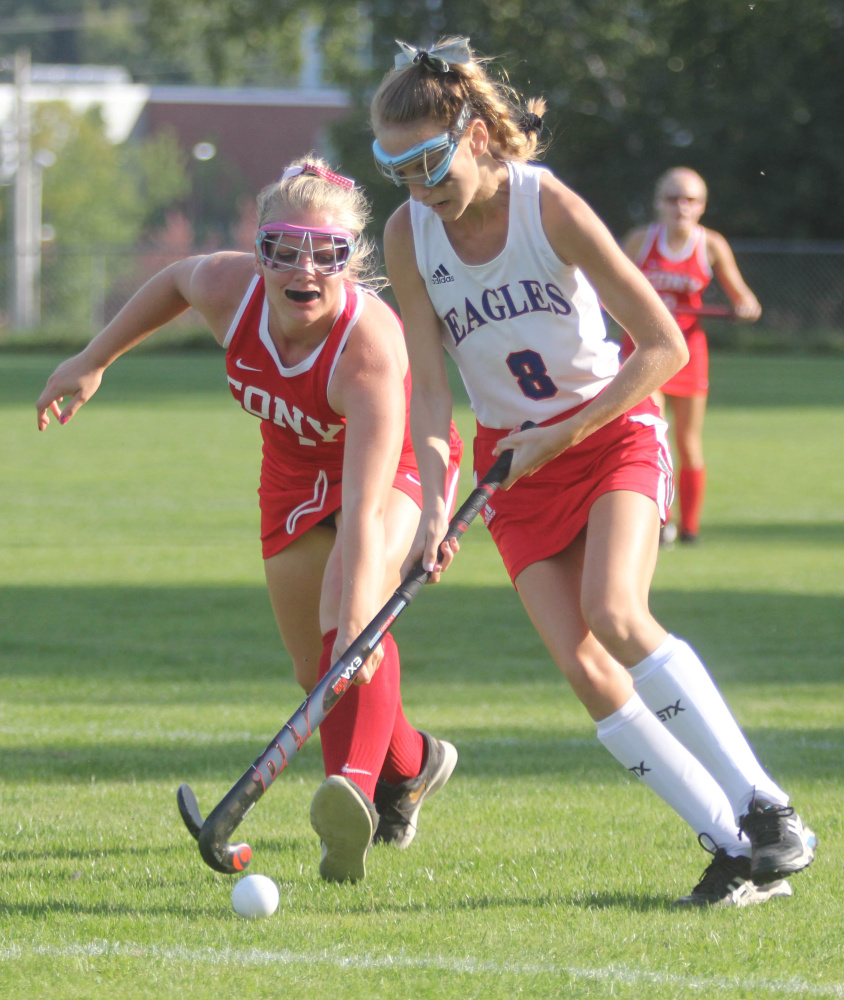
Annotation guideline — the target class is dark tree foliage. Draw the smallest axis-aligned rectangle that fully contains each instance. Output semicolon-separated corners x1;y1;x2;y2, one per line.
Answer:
333;0;844;240
4;0;843;238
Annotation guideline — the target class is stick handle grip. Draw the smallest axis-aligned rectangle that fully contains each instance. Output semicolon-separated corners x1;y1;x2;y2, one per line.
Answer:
396;442;517;603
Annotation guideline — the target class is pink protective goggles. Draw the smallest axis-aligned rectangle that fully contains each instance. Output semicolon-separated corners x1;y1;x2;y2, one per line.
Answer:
255;222;357;275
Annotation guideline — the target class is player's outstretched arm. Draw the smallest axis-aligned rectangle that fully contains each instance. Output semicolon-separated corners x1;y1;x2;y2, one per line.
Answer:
35;253;251;430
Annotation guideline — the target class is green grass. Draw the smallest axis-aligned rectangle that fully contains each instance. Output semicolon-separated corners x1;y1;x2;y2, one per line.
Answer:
1;352;842;999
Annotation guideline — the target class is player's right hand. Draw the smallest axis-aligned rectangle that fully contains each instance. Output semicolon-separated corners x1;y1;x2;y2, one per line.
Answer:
35;354;105;430
405;508;457;583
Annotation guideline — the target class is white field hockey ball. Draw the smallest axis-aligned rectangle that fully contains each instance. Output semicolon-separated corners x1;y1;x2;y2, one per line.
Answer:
231;874;279;918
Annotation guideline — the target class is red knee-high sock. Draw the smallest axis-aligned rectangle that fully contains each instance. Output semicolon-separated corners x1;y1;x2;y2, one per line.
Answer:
317;628;399;801
379;653;425;786
679;466;706;537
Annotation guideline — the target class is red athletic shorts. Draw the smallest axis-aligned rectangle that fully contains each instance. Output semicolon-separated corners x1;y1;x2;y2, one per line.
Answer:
260;422;464;560
473;397;673;584
620;327;709;397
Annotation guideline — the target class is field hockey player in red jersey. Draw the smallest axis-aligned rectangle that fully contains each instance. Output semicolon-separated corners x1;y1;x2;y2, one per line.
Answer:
370;37;815;906
35;157;463;884
621;167;762;545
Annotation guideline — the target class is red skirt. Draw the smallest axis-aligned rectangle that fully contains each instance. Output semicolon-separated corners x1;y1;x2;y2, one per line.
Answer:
473;397;673;584
620;327;709;397
260;422;463;559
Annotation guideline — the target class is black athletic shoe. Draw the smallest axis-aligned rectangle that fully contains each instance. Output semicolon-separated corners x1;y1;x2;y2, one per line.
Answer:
738;795;817;884
675;834;792;907
679;530;699;544
372;732;458;848
310;775;378;883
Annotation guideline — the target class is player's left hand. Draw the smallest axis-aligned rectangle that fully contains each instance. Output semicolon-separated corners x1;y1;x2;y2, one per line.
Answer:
35;354;105;430
493;423;566;489
734;295;762;322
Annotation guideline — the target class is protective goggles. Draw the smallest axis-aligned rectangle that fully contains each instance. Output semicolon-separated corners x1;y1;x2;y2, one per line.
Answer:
255;222;356;275
372;105;473;187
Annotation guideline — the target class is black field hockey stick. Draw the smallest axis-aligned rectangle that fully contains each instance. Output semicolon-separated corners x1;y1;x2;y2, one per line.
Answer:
177;426;532;874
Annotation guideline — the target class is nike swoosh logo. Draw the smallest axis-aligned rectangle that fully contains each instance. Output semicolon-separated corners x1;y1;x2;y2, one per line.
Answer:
235;359;262;372
405;473;422;486
408;780;427;804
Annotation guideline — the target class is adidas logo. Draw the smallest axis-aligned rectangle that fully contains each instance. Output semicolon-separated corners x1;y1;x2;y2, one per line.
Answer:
431;264;455;285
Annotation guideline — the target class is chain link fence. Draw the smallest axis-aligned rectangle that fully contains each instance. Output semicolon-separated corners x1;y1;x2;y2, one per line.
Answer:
2;240;844;351
0;245;209;348
705;240;844;352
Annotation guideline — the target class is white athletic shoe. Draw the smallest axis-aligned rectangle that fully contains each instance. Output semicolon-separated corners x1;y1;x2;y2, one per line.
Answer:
738;796;818;884
675;834;794;907
310;775;378;883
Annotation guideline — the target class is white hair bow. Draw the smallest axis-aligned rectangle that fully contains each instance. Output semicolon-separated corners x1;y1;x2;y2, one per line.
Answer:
394;38;473;72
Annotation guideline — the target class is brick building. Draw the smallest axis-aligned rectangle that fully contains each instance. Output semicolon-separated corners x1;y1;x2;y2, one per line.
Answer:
134;84;352;203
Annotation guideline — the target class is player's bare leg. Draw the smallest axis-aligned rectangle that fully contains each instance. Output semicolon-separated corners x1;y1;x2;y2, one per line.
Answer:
581;489;667;666
319;488;421;631
515;541;634;720
315;487;457;871
264;525;335;692
585;494;816;885
667;393;707;541
668;393;706;468
514;521;751;873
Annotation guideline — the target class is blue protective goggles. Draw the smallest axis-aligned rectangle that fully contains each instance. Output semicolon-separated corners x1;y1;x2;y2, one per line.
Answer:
372;105;473;187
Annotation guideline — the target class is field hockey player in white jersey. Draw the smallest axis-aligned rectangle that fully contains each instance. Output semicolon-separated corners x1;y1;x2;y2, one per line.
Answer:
370;36;816;906
35;157;463;884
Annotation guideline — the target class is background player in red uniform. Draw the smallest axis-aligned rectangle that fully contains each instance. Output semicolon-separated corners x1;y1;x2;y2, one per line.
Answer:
622;167;762;543
35;157;462;884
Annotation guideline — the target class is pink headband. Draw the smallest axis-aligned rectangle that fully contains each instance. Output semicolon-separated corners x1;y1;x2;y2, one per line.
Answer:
280;163;355;189
258;221;356;241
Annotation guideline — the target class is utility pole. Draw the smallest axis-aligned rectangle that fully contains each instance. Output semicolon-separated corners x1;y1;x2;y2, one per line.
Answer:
13;48;39;329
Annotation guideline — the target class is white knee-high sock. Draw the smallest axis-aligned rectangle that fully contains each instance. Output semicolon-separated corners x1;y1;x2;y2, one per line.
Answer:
630;635;788;820
596;693;746;855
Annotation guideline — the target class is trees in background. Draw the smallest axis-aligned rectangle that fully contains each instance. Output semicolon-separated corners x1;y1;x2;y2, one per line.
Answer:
2;0;842;240
328;0;844;240
0;101;189;332
35;104;188;248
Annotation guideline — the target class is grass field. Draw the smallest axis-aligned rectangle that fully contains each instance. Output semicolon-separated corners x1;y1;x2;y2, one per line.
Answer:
1;350;842;999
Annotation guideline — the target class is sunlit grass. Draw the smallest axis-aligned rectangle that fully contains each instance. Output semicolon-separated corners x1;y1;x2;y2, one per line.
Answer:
1;352;842;999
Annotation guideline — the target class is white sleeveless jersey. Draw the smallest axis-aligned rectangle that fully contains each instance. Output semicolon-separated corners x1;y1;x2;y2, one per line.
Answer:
409;160;619;429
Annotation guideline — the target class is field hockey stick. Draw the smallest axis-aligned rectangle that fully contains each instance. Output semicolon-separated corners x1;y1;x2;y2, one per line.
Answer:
177;427;531;874
672;304;738;318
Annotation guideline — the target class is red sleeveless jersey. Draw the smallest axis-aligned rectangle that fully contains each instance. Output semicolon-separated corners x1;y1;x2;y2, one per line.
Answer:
635;223;712;335
620;224;713;396
223;276;418;556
